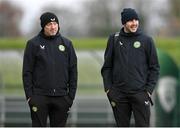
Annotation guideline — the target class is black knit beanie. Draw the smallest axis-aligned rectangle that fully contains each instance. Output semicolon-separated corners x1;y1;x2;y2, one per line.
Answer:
121;8;139;25
40;12;59;29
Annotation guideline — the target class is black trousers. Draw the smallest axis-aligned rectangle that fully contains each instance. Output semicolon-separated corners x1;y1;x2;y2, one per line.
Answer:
108;89;151;127
28;95;71;127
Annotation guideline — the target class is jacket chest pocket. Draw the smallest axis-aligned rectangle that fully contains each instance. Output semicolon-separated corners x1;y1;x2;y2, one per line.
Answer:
132;47;146;64
54;45;69;63
36;48;49;62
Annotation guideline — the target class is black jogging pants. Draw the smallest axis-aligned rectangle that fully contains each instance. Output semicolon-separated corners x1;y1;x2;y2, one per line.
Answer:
28;95;71;127
107;88;151;127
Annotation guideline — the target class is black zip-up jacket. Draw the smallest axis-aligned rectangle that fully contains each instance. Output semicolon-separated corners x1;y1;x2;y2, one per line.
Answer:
101;28;160;94
23;31;77;100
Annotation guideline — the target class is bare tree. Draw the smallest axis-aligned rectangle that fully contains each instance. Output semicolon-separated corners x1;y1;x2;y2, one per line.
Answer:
168;0;180;36
28;0;172;37
30;4;82;37
170;0;180;18
83;0;171;37
84;0;119;37
0;0;23;37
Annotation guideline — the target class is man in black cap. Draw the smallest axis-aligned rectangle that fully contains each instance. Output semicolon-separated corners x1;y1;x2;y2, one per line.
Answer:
22;12;77;127
101;8;160;126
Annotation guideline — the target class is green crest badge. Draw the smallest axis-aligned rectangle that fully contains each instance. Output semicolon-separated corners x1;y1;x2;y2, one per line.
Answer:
133;41;141;48
111;101;116;107
59;45;65;51
32;106;38;112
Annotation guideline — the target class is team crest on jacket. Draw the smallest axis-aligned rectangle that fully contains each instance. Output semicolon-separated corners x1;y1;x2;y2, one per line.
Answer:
32;106;38;112
59;45;65;51
133;41;141;48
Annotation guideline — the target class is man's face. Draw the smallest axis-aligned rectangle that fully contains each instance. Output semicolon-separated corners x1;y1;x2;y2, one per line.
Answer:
44;22;59;36
124;19;139;33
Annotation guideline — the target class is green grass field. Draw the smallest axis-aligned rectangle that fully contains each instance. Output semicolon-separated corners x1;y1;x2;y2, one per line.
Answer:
0;38;107;50
0;37;179;96
0;37;179;65
0;50;105;96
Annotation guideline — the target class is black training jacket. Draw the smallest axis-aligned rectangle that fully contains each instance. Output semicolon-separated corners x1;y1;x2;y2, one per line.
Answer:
101;28;160;94
23;31;77;100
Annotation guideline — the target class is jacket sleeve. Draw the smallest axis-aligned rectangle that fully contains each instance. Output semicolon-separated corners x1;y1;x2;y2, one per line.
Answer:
101;34;114;91
68;41;77;100
22;41;35;100
145;37;160;94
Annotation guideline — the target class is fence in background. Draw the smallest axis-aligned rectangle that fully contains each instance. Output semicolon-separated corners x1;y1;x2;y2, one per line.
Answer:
1;96;116;127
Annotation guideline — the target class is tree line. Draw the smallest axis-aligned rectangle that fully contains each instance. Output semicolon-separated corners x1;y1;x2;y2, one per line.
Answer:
0;0;180;37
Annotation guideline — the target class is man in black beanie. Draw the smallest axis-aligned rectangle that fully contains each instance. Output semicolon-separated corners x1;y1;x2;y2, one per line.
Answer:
23;12;77;127
101;8;159;127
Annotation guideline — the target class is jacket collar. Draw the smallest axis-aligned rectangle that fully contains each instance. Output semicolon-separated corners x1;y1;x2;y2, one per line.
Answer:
39;30;60;40
120;27;142;37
